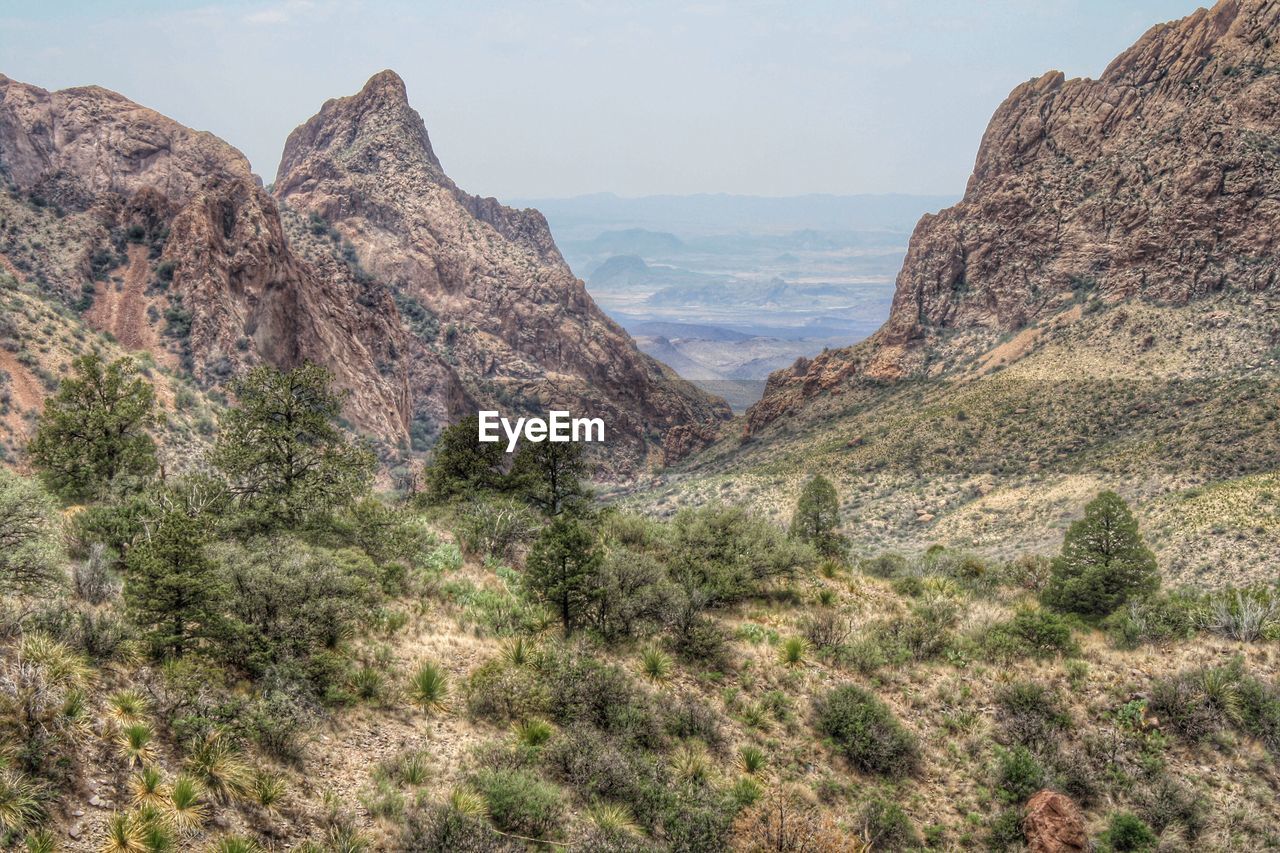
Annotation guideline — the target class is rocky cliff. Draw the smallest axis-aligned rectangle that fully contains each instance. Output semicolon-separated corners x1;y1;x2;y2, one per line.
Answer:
0;71;728;475
747;0;1280;432
274;71;728;471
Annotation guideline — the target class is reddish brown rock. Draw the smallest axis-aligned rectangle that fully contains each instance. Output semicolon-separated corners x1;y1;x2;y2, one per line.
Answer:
748;0;1280;432
1023;790;1087;853
0;70;729;475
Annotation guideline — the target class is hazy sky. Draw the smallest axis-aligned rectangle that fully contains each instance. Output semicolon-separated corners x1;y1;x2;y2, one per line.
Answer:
2;1;1203;199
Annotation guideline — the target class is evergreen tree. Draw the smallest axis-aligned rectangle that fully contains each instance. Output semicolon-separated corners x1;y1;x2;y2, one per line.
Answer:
1043;491;1159;617
524;516;601;637
789;474;846;557
420;415;506;504
28;353;158;501
0;469;60;595
125;505;222;659
212;363;375;528
509;440;590;517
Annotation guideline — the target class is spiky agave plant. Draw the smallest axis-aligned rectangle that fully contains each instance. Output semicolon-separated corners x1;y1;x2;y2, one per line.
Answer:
393;750;430;786
129;766;166;808
0;770;44;835
19;634;89;684
116;723;155;768
131;803;174;852
586;801;640;836
324;826;371;853
100;811;148;853
639;647;672;683
184;731;251;804
408;662;448;713
166;775;208;832
513;718;554;748
501;636;532;667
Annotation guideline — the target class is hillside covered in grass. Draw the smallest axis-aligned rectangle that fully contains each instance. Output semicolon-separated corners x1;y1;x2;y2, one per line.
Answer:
2;357;1279;852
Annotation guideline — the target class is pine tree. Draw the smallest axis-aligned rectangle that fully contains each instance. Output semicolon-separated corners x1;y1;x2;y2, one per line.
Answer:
28;353;158;501
420;415;507;504
524;516;601;637
0;469;60;595
212;363;375;528
1043;491;1159;617
509;440;590;517
125;506;222;659
789;474;846;557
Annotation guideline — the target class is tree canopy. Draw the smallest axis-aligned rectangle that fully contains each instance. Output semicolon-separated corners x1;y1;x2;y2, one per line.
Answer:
1043;491;1159;617
789;474;846;557
28;353;157;502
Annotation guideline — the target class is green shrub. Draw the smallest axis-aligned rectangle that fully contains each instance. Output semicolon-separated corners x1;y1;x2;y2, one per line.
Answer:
993;746;1045;804
463;659;547;724
1104;590;1204;648
861;552;907;579
469;768;565;840
995;681;1071;749
813;684;919;777
982;608;1078;661
1097;811;1157;852
1043;492;1159;617
858;796;919;849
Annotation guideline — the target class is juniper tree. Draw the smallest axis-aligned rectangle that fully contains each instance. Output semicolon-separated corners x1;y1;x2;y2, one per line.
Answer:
125;505;222;659
789;474;846;557
524;516;601;637
509;440;590;517
28;353;158;501
212;363;375;529
1043;491;1159;617
0;469;60;595
420;415;506;504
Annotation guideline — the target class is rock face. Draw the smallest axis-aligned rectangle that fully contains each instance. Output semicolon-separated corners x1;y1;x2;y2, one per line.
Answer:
1022;790;1087;853
747;0;1280;432
0;71;728;474
274;71;728;471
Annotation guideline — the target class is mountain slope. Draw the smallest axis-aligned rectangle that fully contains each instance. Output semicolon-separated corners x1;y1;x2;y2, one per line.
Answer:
641;0;1280;583
0;71;728;477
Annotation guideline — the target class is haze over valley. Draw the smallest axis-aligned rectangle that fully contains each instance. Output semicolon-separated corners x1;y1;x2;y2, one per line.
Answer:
522;193;956;409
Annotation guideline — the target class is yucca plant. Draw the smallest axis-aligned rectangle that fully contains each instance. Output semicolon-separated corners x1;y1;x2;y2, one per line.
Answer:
100;811;147;853
185;732;251;804
502;636;531;667
739;701;770;731
640;647;672;682
166;774;207;832
132;803;173;852
0;770;44;835
117;723;155;768
737;745;767;775
210;837;263;853
393;751;430;786
23;830;55;853
448;786;488;818
108;689;149;727
816;588;837;607
252;771;286;812
672;744;711;785
408;662;448;713
350;666;385;702
1200;668;1243;725
129;766;166;808
19;634;88;684
513;717;554;748
780;636;806;667
587;801;640;835
324;826;370;853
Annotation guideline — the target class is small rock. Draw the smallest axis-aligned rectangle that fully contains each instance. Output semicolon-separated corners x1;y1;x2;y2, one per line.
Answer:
916;513;935;522
87;794;108;809
68;824;83;840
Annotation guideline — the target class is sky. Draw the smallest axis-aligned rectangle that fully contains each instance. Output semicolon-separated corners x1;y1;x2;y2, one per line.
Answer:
0;0;1204;200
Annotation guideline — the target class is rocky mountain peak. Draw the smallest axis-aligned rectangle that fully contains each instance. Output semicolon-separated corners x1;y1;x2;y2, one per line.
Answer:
276;69;447;198
746;0;1280;433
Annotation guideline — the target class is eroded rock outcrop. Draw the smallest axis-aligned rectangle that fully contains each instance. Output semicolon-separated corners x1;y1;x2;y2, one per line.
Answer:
0;71;728;474
747;0;1280;432
1023;790;1088;853
275;71;729;471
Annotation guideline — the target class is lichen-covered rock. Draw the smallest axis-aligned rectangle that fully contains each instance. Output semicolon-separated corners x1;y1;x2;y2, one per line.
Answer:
748;0;1280;432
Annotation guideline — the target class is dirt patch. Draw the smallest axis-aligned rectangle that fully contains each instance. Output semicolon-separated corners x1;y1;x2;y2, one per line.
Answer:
85;244;157;351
